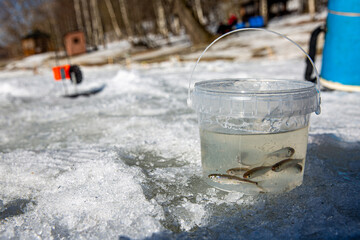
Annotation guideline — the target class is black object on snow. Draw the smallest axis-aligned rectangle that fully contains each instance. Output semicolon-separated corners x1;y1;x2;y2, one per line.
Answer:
62;84;106;98
69;65;83;84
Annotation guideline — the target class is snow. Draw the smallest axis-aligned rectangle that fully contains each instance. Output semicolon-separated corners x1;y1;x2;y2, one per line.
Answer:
70;40;132;66
1;13;360;239
5;52;56;70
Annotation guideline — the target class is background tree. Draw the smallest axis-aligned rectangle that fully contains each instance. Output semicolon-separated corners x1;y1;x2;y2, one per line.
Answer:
119;0;133;37
0;0;329;58
90;0;104;47
173;0;213;45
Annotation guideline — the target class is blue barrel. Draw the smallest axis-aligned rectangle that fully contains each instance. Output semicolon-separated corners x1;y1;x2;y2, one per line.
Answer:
320;0;360;91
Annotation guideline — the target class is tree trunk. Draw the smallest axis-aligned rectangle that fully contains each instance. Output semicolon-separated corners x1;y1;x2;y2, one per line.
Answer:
119;0;133;37
194;0;206;25
308;0;316;17
154;0;168;37
172;16;180;35
90;0;104;47
90;0;99;47
259;0;268;25
46;1;62;55
81;0;93;46
74;0;83;30
104;0;122;39
173;0;212;45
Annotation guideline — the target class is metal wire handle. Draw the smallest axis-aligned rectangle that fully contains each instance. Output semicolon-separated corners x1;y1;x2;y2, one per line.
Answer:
187;28;321;115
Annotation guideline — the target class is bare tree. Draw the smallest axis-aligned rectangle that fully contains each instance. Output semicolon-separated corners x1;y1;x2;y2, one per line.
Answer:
119;0;133;37
0;0;53;55
49;0;77;50
154;0;168;37
308;0;316;17
104;0;122;39
0;0;39;41
44;1;63;54
90;0;105;47
194;0;206;25
171;15;181;35
173;0;212;45
81;0;93;46
260;0;268;25
74;0;83;30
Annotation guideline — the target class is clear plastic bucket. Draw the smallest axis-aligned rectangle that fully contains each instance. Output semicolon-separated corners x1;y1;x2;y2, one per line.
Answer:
189;29;321;194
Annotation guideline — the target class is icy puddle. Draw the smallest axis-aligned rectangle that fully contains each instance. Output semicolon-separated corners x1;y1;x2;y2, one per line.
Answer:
1;62;360;239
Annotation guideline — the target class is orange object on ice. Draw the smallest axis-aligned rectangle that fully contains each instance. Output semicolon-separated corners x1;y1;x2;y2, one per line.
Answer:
52;65;71;81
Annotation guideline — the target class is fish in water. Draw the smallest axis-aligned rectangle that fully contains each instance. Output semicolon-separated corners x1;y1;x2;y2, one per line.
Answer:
226;167;250;176
272;158;303;172
239;147;295;166
290;164;303;173
208;174;258;185
266;147;295;159
243;166;272;179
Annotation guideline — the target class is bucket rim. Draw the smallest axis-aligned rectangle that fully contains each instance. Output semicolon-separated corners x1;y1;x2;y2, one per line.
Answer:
194;78;317;96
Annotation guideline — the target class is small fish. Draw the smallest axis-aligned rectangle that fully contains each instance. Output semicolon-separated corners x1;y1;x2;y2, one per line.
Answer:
291;164;303;173
243;166;272;179
267;147;295;159
272;158;303;172
208;174;258;185
226;167;250;176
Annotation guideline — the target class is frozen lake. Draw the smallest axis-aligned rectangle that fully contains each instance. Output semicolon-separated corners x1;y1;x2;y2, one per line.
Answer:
1;58;360;239
1;14;360;238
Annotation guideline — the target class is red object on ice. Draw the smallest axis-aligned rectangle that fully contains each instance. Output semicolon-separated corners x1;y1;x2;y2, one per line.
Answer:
52;65;71;81
228;15;238;26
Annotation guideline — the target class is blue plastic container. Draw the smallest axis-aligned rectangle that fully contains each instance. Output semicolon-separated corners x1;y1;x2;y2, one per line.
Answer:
320;0;360;91
235;22;246;29
249;16;265;28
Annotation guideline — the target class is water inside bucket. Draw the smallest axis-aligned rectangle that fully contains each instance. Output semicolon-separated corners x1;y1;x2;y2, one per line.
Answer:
201;127;308;194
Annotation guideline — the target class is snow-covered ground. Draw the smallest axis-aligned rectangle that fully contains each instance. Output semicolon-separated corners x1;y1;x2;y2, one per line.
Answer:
1;13;360;239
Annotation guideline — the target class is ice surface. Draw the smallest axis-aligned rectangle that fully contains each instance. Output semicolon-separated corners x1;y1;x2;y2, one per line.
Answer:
1;59;359;239
5;52;56;70
1;13;360;240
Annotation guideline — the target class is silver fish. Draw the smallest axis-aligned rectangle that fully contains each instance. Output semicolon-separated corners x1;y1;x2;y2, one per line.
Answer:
208;174;258;185
272;158;303;172
267;147;295;159
243;166;272;179
226;167;250;176
289;164;303;173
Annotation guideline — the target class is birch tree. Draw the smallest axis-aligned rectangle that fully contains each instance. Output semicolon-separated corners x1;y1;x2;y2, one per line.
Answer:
74;0;83;30
194;0;206;25
260;0;268;25
81;0;93;46
119;0;133;37
90;0;104;47
104;0;122;39
171;16;180;35
154;0;168;37
308;0;316;17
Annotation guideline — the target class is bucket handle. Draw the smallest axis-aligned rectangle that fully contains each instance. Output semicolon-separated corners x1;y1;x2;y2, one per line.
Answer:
305;25;325;83
188;28;321;115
